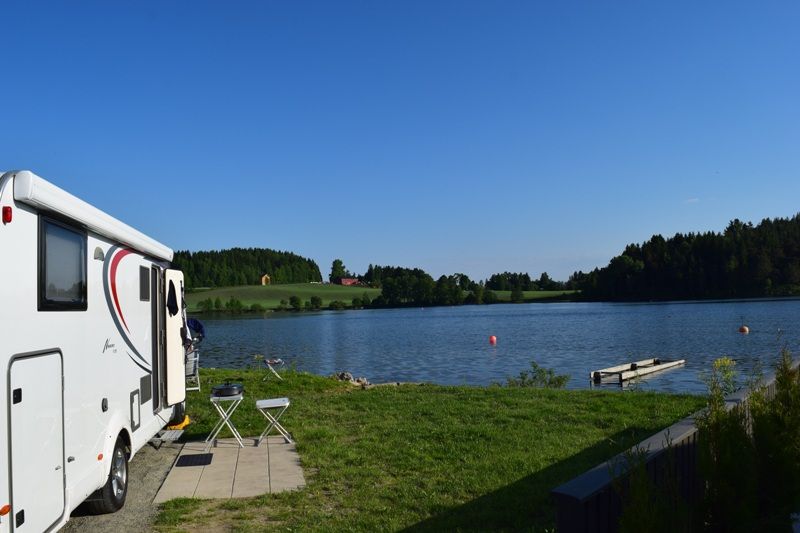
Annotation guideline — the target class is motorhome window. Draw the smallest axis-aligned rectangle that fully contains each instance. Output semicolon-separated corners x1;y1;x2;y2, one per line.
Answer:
140;266;150;301
39;218;87;311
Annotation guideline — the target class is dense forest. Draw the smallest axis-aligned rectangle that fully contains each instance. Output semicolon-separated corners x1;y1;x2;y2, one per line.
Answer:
577;215;800;300
173;248;322;288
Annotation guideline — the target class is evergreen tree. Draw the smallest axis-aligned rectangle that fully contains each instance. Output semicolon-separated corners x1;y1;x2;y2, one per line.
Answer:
329;259;349;282
580;213;800;300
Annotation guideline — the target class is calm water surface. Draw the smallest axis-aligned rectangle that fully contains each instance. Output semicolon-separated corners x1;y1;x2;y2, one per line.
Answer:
195;299;800;393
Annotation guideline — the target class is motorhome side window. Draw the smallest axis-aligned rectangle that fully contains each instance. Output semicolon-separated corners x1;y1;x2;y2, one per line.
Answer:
39;217;88;311
140;266;150;301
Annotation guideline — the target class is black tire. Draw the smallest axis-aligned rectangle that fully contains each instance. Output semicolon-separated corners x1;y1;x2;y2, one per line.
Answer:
168;401;186;426
86;436;129;514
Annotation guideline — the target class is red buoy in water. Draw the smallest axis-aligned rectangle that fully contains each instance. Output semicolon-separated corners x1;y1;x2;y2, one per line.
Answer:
489;335;497;345
739;325;750;334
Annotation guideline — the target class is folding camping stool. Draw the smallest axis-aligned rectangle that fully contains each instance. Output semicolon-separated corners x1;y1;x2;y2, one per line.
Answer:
256;397;293;445
205;393;245;451
261;358;285;381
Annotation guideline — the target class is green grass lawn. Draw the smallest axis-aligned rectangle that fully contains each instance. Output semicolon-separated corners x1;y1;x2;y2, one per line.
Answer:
156;369;704;532
185;284;578;312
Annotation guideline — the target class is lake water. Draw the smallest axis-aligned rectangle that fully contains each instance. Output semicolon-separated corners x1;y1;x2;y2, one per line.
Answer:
193;299;800;394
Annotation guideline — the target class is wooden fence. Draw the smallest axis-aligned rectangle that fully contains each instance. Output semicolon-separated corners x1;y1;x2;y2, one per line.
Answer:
550;359;798;532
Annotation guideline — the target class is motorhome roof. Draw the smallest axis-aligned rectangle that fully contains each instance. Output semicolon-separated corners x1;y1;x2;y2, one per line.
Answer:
6;170;174;262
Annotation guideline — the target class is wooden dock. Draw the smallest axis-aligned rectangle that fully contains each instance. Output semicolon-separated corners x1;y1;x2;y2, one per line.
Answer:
591;358;685;385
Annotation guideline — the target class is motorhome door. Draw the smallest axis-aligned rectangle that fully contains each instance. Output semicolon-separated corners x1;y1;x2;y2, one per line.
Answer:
164;269;186;406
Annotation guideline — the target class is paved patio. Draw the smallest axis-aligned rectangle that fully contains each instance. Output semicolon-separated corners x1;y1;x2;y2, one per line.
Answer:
154;436;306;503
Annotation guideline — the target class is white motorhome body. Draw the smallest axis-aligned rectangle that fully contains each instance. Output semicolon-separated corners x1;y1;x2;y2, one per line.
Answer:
0;171;187;532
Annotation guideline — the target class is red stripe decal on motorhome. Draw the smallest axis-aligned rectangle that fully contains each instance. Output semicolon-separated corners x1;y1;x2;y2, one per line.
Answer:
110;249;133;333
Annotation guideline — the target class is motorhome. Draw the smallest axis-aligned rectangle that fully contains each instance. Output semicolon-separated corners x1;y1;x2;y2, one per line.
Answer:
0;170;187;532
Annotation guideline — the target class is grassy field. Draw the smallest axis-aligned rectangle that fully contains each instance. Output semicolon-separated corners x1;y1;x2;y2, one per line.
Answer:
185;284;382;311
496;289;578;302
156;369;704;532
185;284;578;311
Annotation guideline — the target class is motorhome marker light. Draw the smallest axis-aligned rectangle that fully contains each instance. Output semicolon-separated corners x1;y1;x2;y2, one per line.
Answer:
2;206;11;224
0;504;10;516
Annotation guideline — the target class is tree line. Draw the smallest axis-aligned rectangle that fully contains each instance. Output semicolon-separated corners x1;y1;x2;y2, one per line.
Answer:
176;212;800;304
576;214;800;300
484;271;566;291
351;263;567;307
173;247;322;288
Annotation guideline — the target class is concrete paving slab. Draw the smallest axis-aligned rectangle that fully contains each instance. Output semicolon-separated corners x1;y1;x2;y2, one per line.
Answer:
154;436;306;503
153;462;203;503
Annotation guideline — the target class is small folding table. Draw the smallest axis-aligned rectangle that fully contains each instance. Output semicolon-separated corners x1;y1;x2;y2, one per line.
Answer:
205;393;245;450
256;397;293;445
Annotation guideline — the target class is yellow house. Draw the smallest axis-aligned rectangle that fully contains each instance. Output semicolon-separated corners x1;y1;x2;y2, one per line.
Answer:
261;274;271;286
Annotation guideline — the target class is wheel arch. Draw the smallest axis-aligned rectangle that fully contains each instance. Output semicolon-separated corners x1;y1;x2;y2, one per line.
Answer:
100;419;133;478
118;427;132;455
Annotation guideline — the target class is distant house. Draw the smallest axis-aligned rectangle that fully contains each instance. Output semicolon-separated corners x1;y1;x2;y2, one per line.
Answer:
261;274;271;285
338;278;359;286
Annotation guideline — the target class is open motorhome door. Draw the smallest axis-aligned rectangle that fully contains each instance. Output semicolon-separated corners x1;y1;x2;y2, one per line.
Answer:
164;269;187;406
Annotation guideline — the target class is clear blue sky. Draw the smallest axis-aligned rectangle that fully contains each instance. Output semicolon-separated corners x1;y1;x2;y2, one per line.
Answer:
3;1;799;281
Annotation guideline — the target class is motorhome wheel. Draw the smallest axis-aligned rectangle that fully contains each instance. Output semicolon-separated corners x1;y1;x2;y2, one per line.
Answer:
86;436;129;514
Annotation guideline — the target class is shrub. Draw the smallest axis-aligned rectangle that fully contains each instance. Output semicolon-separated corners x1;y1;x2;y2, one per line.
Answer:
751;348;800;528
310;295;323;310
614;352;800;531
329;300;346;310
506;361;569;388
696;357;758;530
224;296;244;313
510;286;524;303
289;295;302;310
694;354;800;530
197;298;214;312
249;303;266;313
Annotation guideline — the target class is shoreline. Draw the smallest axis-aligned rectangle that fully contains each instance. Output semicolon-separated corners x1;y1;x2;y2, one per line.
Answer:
187;293;800;316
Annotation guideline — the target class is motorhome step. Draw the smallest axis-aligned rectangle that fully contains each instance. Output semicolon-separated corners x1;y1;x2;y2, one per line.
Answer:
150;429;184;448
591;358;686;384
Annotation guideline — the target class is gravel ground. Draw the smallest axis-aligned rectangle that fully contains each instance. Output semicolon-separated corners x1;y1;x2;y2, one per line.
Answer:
61;442;182;533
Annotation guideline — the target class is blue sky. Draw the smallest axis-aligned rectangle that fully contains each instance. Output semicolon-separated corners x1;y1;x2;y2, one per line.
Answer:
2;2;799;280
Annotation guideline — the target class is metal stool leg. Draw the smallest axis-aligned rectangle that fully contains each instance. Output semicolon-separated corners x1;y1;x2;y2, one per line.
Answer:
257;404;293;444
205;398;245;450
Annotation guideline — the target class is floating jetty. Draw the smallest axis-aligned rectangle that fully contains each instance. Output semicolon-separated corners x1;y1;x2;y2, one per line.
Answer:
590;358;685;385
